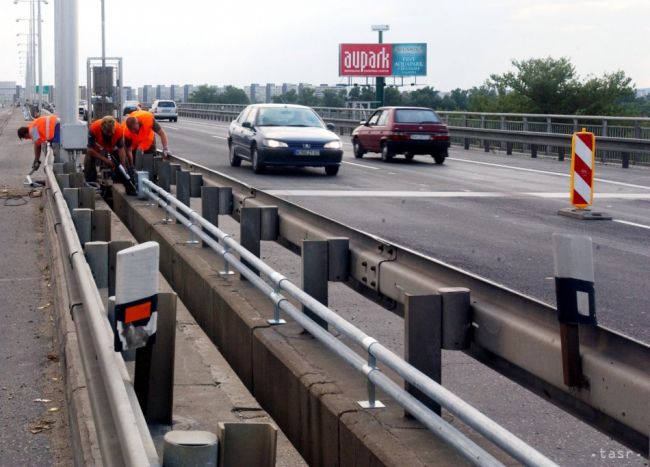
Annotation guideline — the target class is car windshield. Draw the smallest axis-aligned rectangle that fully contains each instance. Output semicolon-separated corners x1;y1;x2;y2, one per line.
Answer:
158;101;175;107
256;107;323;127
394;109;441;124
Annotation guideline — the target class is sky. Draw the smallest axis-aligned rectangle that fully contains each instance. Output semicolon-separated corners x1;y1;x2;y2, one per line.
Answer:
1;0;649;91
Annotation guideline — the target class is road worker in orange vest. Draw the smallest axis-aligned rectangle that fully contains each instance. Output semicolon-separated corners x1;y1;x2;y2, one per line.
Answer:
123;109;170;162
85;116;123;181
17;114;60;173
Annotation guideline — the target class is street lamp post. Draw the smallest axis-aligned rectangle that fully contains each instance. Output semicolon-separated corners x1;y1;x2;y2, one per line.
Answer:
371;24;389;107
16;0;48;111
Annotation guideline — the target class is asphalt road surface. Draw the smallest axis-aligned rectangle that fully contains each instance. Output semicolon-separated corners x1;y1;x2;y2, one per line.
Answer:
161;117;650;344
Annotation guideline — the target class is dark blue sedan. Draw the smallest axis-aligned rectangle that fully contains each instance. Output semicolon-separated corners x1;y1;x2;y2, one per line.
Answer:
227;104;343;175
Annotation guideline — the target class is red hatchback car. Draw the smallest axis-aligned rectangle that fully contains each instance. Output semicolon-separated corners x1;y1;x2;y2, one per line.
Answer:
351;106;450;164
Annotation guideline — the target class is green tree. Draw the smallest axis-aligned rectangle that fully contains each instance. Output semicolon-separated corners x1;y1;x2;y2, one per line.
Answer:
467;85;499;112
403;86;442;109
347;86;361;101
359;85;376;102
297;88;320;107
384;86;403;105
272;89;299;104
322;89;346;108
575;71;637;115
189;84;219;103
488;57;580;113
218;85;250;105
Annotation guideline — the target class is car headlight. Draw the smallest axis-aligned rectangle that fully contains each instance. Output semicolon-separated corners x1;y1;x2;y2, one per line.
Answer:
324;140;342;149
263;139;288;148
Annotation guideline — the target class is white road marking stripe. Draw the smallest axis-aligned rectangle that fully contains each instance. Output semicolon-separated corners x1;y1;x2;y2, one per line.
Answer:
263;190;650;199
163;126;179;130
448;157;650;190
574;136;593;169
342;161;380;170
613;219;650;230
573;173;593;203
212;135;227;140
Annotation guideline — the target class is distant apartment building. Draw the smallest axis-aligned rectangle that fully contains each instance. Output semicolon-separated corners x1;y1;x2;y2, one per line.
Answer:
78;85;88;101
0;81;16;105
156;85;171;100
141;85;154;103
282;83;298;95
313;84;343;98
183;84;194;102
248;83;260;103
265;83;277;103
170;85;184;102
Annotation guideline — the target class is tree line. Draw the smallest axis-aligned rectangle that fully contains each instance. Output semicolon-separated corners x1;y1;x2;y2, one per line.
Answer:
189;57;650;116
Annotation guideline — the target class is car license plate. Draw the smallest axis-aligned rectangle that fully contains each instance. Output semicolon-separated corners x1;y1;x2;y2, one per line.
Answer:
295;149;321;156
410;134;431;140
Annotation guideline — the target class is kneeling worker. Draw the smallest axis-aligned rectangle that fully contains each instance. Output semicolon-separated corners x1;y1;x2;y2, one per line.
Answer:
123;109;170;163
17;114;60;173
86;115;137;193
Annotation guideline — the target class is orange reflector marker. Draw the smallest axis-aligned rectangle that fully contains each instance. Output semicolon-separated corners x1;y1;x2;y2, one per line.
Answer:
124;301;152;324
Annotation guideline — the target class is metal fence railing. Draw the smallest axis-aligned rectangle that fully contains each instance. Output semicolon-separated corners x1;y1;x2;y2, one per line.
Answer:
138;173;558;467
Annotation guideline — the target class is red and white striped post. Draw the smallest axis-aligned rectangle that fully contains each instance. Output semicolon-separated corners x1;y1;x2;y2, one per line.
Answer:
570;128;595;209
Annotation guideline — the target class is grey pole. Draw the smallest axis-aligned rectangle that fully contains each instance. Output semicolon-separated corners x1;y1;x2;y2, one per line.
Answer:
100;0;105;68
53;0;61;113
37;0;43;112
58;0;79;126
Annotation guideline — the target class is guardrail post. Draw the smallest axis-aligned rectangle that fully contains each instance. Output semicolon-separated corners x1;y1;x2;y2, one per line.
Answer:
190;173;203;198
159;161;171;192
302;240;328;330
84;241;109;290
53;162;65;174
201;187;220;246
240;207;261;280
92;209;111;242
142;153;154;180
134;149;144;171
218;422;277;467
109;240;135;296
531;145;538;158
484;140;490;152
55;173;70;189
506;142;513;155
63;161;76;173
70;172;85;188
176;170;191;217
135;292;177;424
72;208;92;246
63;187;79;210
439;287;471;350
328;238;349;282
404;293;442;416
79;187;96;209
622;152;630;169
218;187;233;215
558;147;565;161
170;163;181;185
163;431;218;467
260;206;279;241
153;156;163;181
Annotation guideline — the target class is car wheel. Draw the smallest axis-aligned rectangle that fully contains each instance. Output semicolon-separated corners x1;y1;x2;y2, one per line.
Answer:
325;165;339;176
404;152;415;161
228;142;241;167
432;152;446;165
352;138;365;159
251;147;265;173
381;142;394;162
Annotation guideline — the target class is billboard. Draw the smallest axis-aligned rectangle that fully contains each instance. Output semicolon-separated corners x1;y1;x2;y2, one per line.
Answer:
392;43;427;77
339;43;427;77
339;44;392;76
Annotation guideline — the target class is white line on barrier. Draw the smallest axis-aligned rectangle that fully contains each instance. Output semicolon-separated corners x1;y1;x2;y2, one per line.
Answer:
613;219;650;230
448;157;650;190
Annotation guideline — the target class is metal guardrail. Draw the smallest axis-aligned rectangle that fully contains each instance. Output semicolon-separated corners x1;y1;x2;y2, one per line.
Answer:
177;103;650;166
44;150;158;466
140;174;558;467
168;153;650;457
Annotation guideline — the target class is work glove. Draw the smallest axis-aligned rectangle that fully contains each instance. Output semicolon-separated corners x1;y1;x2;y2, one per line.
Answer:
32;159;41;171
162;147;170;159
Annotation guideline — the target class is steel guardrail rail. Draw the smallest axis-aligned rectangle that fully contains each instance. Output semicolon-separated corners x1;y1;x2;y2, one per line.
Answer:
141;176;559;467
167;152;650;456
44;150;158;466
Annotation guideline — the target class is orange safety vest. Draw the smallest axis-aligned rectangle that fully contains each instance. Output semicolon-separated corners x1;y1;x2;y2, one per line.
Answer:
28;115;58;144
89;119;125;151
124;110;156;151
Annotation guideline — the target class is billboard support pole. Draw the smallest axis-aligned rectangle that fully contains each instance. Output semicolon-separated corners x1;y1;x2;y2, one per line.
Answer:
375;29;385;107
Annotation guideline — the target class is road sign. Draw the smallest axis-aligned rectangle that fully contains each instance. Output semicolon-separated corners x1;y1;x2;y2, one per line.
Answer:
570;129;595;208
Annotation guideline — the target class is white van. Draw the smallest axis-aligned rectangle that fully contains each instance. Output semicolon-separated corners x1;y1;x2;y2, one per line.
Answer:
150;100;178;122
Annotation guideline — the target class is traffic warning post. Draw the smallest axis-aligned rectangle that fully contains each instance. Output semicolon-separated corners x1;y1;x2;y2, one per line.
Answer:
111;241;160;352
552;233;597;387
558;128;611;220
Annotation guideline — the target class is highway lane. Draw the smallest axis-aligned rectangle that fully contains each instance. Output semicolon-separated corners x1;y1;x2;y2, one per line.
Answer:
161;117;650;343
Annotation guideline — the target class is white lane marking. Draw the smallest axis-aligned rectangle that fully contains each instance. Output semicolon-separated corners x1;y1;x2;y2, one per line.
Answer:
263;190;650;199
212;135;227;140
342;161;380;170
613;219;650;230
163;125;179;130
448;157;650;190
